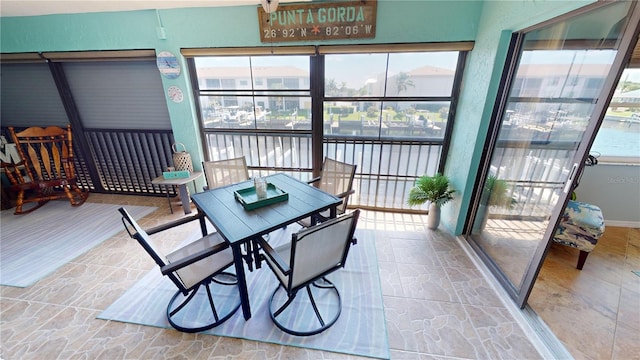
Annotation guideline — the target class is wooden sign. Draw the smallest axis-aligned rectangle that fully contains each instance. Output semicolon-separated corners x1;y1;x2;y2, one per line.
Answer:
258;0;377;43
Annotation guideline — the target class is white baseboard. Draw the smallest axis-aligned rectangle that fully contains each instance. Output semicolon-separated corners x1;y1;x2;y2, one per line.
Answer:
604;220;640;228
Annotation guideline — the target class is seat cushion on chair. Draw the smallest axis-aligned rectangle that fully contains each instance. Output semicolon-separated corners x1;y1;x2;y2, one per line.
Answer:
167;233;234;289
265;242;292;287
553;200;605;253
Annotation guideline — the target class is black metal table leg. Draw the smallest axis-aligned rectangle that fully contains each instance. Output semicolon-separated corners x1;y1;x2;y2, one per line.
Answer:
231;243;251;320
252;237;262;269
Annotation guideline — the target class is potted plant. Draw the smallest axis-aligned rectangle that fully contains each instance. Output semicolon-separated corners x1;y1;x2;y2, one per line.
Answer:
474;175;517;232
407;173;455;230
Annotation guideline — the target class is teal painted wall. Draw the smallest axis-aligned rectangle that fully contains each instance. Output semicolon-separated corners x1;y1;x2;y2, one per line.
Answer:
0;0;482;188
1;1;482;51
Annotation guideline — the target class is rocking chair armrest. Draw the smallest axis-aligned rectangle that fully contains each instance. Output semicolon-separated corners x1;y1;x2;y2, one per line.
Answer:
146;212;206;236
160;241;229;275
257;236;291;276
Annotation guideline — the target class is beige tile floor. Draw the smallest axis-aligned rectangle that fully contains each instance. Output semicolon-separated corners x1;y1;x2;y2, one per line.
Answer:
1;193;630;359
529;226;640;360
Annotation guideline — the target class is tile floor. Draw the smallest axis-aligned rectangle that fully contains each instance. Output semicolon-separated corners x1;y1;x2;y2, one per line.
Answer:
0;193;632;359
529;226;640;360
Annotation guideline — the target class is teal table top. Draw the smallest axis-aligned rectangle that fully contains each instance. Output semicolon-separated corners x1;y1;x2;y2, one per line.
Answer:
191;173;342;244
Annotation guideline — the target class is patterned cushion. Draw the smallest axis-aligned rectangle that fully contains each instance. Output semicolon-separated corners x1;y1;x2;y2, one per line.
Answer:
553;200;605;252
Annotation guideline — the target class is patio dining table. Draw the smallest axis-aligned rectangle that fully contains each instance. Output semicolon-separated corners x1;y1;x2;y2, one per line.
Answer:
190;173;343;320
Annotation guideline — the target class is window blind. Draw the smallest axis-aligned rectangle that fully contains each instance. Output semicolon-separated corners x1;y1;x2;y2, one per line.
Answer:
62;61;171;130
0;63;69;127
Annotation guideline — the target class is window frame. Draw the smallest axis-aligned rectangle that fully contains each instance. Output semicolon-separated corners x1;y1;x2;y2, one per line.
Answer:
184;43;470;209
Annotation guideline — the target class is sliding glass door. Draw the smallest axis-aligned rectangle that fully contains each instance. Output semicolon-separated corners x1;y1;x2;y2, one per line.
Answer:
466;2;639;307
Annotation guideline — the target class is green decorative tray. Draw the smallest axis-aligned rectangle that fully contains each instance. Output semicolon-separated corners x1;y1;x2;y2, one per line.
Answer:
234;183;289;210
162;170;191;179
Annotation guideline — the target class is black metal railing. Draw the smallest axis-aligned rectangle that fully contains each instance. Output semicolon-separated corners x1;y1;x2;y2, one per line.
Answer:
2;126;579;215
489;140;578;218
84;128;175;194
204;131;444;211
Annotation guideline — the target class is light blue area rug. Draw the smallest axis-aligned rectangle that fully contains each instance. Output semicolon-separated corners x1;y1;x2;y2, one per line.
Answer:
98;228;390;359
0;201;156;287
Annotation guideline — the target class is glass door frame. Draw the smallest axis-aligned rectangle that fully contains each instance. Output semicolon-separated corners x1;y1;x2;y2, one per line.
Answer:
464;1;640;308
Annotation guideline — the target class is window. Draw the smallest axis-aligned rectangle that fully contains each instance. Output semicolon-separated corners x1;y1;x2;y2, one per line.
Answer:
193;55;311;131
184;44;469;210
501;49;617;143
323;52;458;139
592;65;640;161
206;79;221;89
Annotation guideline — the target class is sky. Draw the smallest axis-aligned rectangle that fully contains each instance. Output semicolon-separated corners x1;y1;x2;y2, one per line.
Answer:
521;49;640;82
195;51;460;89
194;49;640;86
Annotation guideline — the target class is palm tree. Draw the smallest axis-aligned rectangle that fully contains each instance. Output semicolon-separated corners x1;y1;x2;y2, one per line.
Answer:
395;72;415;95
326;78;339;96
394;72;415;114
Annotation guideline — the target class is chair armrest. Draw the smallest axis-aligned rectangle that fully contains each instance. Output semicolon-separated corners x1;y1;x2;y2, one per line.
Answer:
306;176;321;185
146;212;205;236
160;241;229;275
334;188;355;199
257;237;291;275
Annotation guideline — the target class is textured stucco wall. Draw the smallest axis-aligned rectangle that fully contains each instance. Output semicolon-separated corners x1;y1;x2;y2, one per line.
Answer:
575;164;640;225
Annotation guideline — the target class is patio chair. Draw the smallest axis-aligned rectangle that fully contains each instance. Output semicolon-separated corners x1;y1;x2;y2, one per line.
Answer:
298;157;356;227
257;209;360;336
202;156;249;190
552;200;605;270
2;125;88;214
119;207;241;333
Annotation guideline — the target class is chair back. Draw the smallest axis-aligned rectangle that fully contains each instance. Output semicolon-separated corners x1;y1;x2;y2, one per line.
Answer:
118;207;240;332
289;209;360;290
119;207;169;268
8;125;77;184
203;157;250;189
318;157;356;214
119;207;191;292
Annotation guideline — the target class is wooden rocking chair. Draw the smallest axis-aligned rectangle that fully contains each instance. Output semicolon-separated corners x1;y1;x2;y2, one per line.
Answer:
1;125;88;214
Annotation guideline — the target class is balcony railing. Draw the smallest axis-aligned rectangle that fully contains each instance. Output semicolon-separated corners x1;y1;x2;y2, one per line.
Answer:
205;131;444;211
206;132;577;215
490;140;577;219
84;129;176;194
2;126;577;216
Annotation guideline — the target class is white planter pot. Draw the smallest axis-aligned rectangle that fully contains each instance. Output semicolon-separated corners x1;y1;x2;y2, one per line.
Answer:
427;203;440;230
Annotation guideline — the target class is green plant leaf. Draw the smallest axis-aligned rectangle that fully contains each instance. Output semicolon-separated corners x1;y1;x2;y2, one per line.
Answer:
407;173;455;207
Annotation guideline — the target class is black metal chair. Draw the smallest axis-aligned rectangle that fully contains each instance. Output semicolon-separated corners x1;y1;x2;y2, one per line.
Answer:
298;157;356;227
118;207;241;333
257;209;360;336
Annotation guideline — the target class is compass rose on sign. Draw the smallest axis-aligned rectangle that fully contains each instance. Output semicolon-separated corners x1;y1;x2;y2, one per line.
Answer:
311;25;321;35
